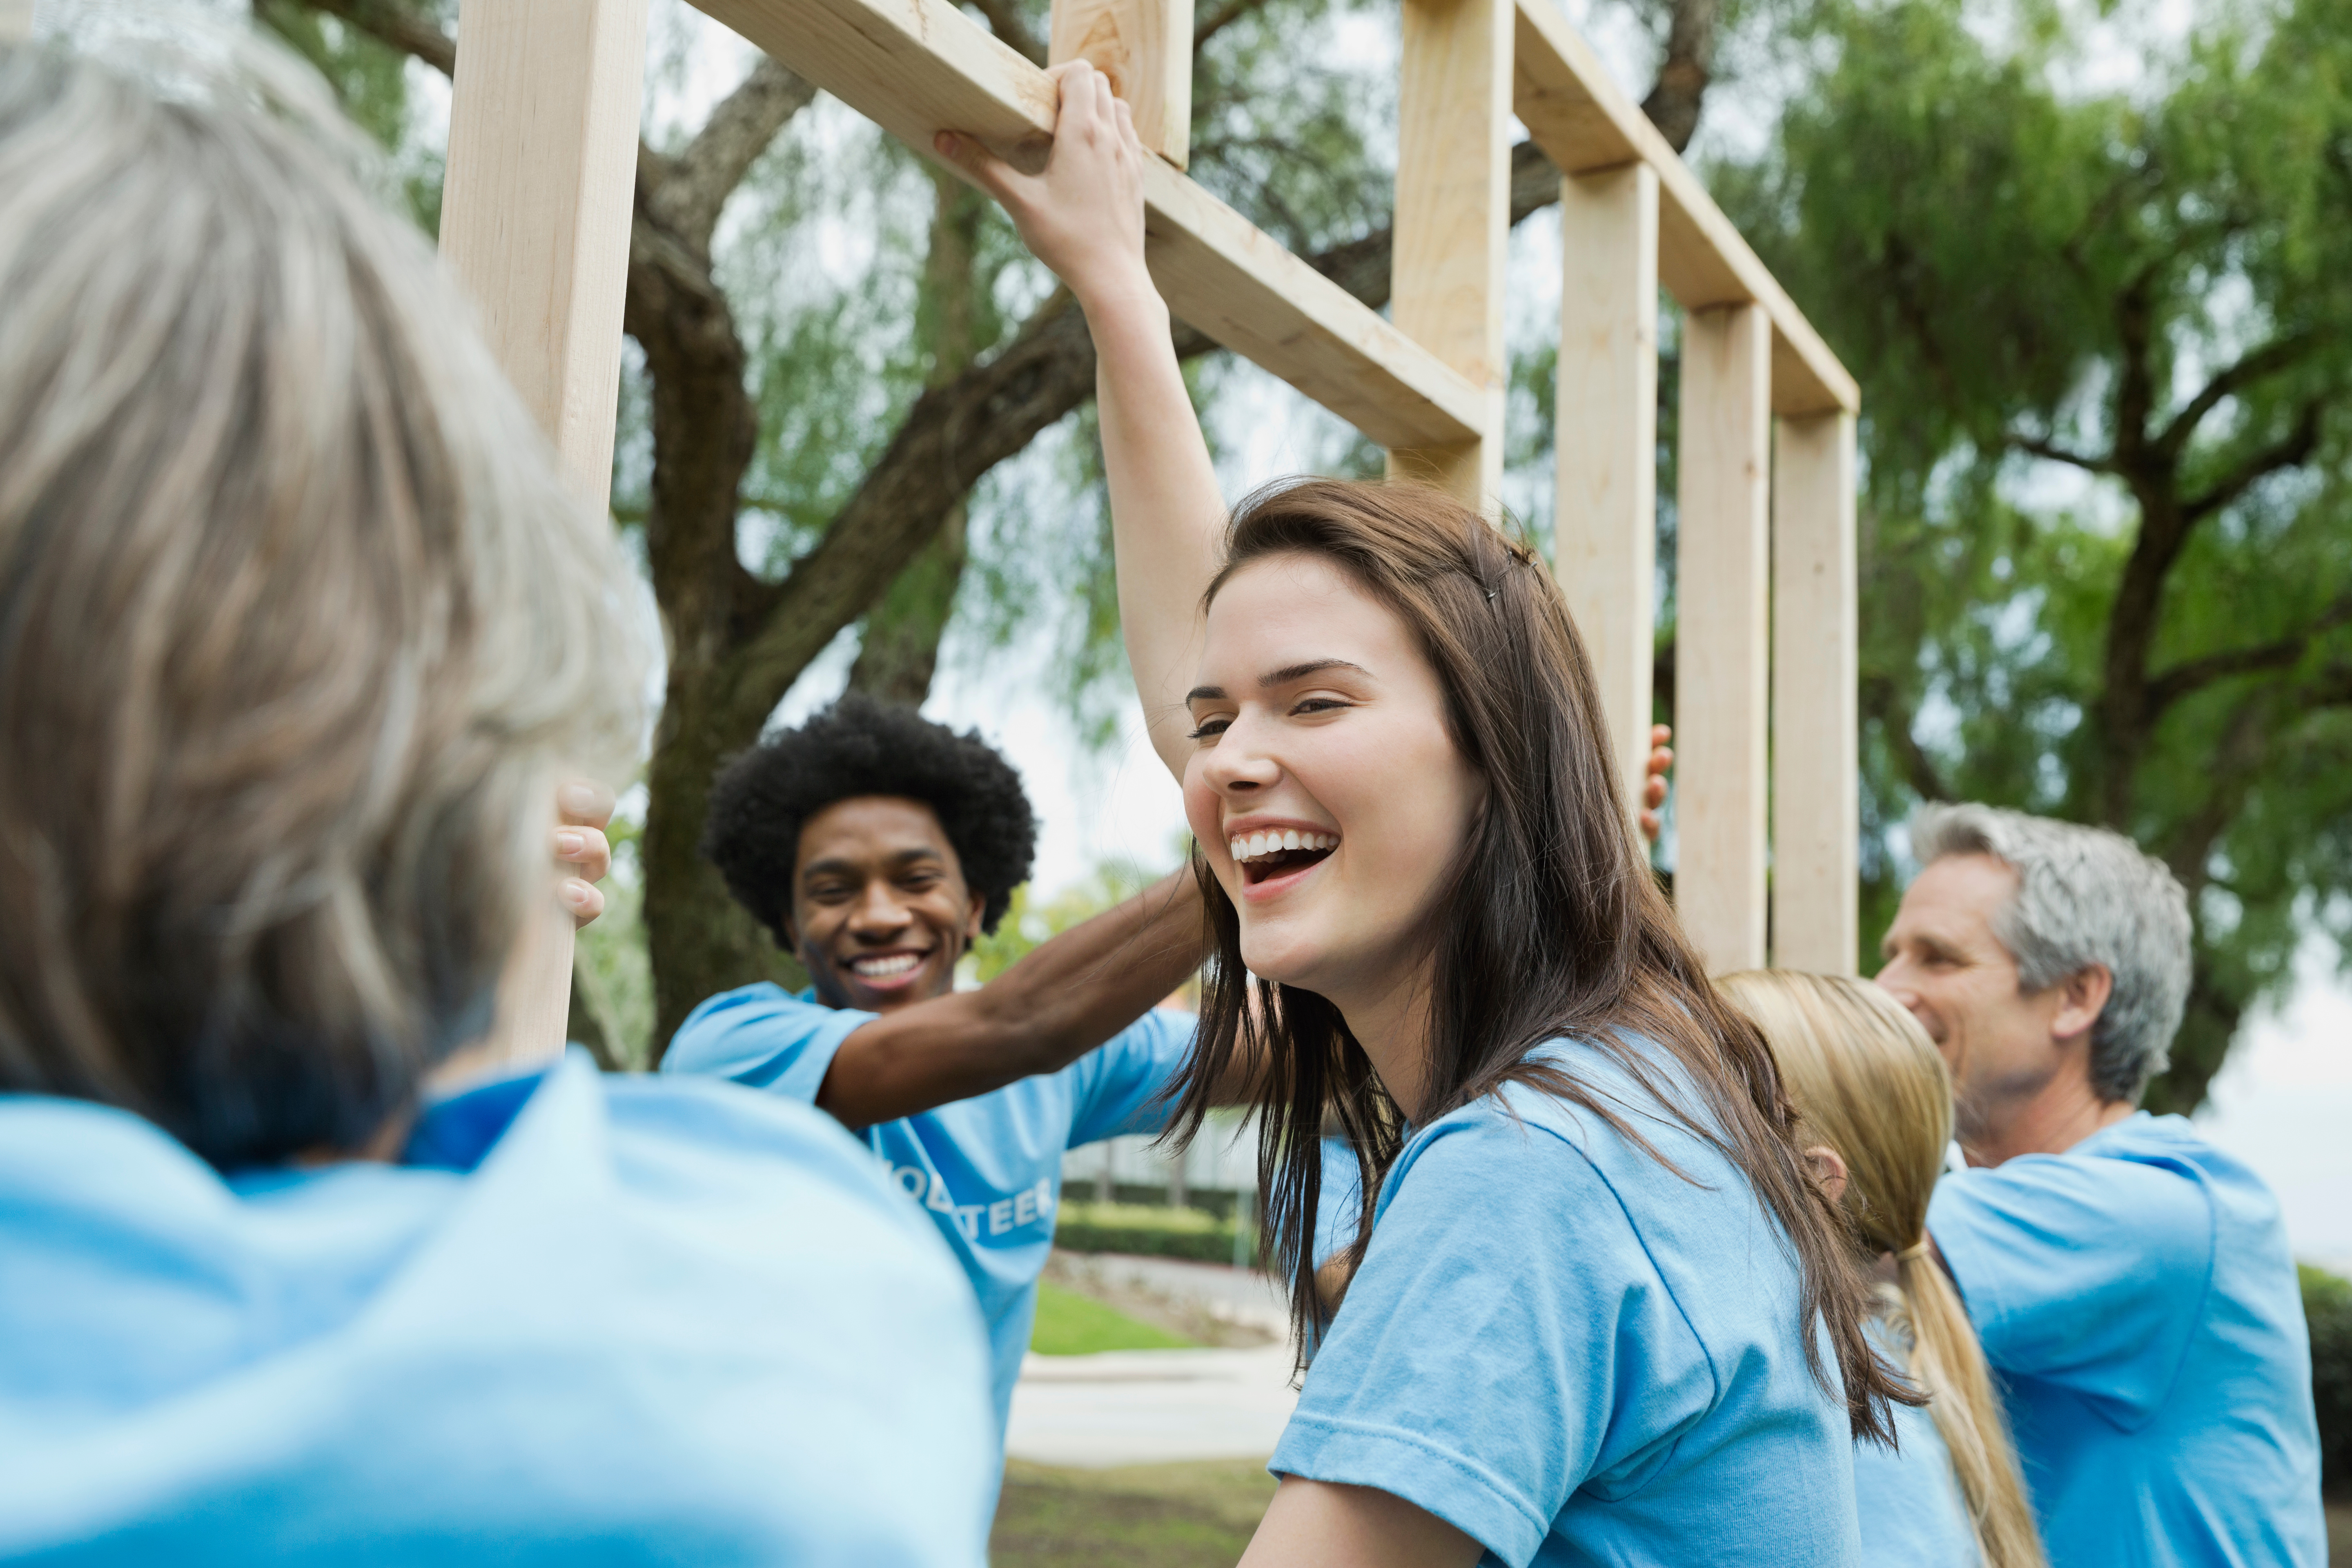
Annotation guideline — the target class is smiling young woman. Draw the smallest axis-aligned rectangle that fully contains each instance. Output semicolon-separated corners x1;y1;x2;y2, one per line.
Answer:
942;63;1911;1568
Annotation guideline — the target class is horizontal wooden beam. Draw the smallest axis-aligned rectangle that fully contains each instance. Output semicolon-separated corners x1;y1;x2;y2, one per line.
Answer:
1050;0;1194;169
694;0;1485;450
1511;0;1855;418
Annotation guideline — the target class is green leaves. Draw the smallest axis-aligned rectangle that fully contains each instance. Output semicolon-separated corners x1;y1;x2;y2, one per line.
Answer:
1726;0;2352;1106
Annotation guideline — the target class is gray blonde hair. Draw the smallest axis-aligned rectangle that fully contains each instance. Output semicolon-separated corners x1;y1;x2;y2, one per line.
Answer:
0;37;648;1166
1909;803;2191;1103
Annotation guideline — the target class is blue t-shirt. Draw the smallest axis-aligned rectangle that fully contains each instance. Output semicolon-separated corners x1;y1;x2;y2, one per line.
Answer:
1852;1316;1979;1567
1927;1112;2324;1568
662;983;1196;1434
0;1054;994;1566
1269;1037;1862;1568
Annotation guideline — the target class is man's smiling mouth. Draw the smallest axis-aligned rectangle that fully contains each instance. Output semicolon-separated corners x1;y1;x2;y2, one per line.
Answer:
846;952;928;980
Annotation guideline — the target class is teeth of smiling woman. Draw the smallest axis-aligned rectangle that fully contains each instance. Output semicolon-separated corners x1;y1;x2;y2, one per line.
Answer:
1228;832;1336;862
850;954;921;978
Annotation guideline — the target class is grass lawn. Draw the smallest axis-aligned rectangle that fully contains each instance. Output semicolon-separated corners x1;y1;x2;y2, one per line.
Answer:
1029;1280;1196;1356
991;1458;1276;1567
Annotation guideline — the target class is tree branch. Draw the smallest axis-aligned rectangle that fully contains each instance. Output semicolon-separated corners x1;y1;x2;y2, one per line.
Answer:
1862;673;1953;804
299;0;454;75
1637;0;1718;154
2183;400;2325;523
2154;331;2319;463
2147;594;2352;715
2003;432;2115;473
963;0;1047;67
649;57;818;252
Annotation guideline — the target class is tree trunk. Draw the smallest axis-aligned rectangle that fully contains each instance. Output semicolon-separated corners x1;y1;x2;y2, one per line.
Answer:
846;173;989;707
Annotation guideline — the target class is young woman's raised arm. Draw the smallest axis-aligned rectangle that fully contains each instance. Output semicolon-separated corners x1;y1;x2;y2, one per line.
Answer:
936;65;1223;781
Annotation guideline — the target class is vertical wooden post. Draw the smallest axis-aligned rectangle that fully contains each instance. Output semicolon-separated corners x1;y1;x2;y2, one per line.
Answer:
1049;0;1193;169
440;0;648;1062
1675;303;1771;974
1554;161;1658;807
1770;410;1858;974
1387;0;1510;508
440;0;648;513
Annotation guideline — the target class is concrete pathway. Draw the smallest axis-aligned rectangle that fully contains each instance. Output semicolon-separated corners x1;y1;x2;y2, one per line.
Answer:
1005;1253;1301;1468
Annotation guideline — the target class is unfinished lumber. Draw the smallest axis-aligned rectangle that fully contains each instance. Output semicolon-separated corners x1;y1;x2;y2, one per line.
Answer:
694;0;1483;450
1387;0;1512;506
1675;302;1773;975
1555;161;1659;807
1511;0;1854;419
1769;411;1858;974
439;0;650;1060
1050;0;1193;169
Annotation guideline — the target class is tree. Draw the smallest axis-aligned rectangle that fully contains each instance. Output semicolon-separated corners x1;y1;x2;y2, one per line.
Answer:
1722;0;2352;1109
268;0;1731;1056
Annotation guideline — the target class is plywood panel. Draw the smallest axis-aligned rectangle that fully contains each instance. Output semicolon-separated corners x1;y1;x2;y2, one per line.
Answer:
1386;0;1512;506
1675;303;1771;974
1510;0;1855;419
440;0;650;1060
1770;411;1858;974
1555;162;1659;809
1050;0;1194;169
695;0;1484;450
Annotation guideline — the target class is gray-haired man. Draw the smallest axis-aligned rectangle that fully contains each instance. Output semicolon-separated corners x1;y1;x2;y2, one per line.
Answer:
1877;804;2322;1566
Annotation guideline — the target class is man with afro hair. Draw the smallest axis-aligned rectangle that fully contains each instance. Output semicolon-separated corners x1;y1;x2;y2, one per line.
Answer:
662;695;1236;1455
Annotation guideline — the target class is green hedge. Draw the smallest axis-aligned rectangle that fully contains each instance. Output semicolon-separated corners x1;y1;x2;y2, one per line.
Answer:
2305;1265;2352;1497
1054;1201;1248;1265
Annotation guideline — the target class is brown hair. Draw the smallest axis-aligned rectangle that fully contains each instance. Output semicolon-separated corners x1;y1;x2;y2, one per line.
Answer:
0;44;645;1166
1162;477;1908;1442
1722;971;2046;1568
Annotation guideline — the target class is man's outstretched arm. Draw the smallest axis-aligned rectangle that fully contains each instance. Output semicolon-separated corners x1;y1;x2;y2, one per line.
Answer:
816;871;1205;1127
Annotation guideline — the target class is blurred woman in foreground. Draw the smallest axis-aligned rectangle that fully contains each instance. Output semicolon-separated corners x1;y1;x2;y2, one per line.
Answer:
0;29;989;1566
1724;971;2047;1568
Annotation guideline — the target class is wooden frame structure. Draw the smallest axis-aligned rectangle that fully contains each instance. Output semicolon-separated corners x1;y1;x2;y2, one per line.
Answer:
422;0;1862;1021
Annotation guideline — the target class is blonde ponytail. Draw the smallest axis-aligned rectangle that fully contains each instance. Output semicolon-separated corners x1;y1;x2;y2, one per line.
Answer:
1722;972;2045;1568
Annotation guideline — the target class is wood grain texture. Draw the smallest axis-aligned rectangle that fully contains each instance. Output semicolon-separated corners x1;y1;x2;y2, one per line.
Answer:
1050;0;1194;168
439;0;650;1060
694;0;1483;448
1675;303;1772;976
1387;0;1512;506
1769;411;1858;974
1555;162;1659;808
440;0;649;509
1510;0;1855;419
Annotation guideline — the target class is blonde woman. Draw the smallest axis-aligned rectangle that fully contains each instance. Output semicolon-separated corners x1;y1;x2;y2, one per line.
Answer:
1723;971;2047;1568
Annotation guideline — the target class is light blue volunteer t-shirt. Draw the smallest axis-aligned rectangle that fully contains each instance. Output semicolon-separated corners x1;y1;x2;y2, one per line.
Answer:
662;982;1196;1432
0;1054;995;1567
1928;1111;2323;1568
1851;1316;1978;1567
1270;1036;1864;1568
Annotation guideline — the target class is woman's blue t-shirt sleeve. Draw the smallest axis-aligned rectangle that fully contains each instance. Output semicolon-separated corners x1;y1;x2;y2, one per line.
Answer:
659;984;873;1106
1066;1010;1198;1147
1270;1111;1712;1568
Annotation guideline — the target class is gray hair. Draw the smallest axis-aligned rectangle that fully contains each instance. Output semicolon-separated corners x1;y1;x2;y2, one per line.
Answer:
0;35;648;1165
1909;803;2191;1103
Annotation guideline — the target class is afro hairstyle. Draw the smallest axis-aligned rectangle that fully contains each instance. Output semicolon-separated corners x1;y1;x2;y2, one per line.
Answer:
701;695;1038;947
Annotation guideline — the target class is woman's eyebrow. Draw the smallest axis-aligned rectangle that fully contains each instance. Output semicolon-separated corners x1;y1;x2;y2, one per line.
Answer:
1185;659;1370;706
1261;658;1370;687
